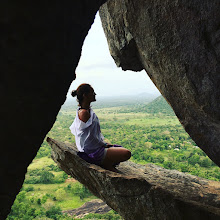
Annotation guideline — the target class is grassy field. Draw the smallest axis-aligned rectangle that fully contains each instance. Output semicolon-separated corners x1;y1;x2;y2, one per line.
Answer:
89;108;180;126
24;154;98;211
23;182;96;210
28;157;55;170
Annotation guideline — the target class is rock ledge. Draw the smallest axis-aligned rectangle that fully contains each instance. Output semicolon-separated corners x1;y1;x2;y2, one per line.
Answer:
47;137;220;220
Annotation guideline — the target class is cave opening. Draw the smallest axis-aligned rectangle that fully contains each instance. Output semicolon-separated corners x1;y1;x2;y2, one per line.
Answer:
7;12;161;219
3;1;220;219
8;11;220;220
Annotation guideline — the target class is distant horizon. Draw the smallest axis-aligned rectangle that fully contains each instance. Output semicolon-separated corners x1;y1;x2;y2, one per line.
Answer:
64;92;161;106
66;91;160;99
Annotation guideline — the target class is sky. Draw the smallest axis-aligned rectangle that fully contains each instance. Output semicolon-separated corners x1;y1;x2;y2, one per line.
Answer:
67;12;160;98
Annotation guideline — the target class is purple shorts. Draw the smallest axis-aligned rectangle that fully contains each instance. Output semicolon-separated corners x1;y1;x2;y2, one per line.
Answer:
77;144;122;166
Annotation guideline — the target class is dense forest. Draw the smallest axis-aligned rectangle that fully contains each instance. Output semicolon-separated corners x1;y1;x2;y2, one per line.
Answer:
8;95;220;220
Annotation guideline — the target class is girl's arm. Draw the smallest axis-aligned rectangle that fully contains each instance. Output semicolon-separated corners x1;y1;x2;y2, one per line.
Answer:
78;109;90;123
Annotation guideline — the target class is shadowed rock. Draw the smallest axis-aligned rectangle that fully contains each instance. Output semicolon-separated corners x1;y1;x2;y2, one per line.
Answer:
99;0;220;167
47;137;220;220
0;1;106;218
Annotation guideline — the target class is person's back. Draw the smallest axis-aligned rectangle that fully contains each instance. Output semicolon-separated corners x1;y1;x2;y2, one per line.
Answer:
70;107;105;154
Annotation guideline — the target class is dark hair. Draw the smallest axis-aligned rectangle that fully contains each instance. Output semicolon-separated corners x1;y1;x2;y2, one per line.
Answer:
71;83;92;106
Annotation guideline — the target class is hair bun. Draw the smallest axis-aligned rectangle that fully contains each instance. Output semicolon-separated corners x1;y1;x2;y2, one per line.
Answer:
71;90;77;97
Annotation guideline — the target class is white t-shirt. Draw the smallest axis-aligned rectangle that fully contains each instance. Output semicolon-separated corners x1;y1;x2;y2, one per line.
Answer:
69;108;105;154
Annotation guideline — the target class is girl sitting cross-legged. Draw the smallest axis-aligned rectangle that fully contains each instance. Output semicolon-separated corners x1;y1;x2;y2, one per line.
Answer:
69;83;131;172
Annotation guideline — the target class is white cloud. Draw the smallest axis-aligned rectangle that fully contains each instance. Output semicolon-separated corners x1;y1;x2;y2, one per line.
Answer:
67;13;160;98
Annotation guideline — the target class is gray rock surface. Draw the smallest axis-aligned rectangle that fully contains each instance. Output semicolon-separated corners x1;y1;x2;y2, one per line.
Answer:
0;1;106;219
62;199;111;218
47;138;220;220
99;0;220;167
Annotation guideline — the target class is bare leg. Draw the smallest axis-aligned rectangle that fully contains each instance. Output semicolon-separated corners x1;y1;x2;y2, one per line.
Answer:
102;147;131;172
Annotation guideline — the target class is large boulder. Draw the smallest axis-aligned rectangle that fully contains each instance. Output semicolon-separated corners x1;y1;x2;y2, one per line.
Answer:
47;138;220;220
0;1;106;219
99;0;220;167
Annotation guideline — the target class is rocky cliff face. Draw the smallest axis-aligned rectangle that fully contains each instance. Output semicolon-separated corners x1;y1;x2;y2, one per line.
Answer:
99;0;220;167
0;1;106;219
47;138;220;220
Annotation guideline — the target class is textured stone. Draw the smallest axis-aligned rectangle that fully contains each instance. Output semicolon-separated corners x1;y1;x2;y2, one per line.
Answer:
0;1;106;219
62;199;111;218
99;0;220;167
47;138;220;220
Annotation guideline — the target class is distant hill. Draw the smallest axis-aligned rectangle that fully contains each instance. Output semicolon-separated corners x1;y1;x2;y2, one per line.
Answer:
137;95;175;115
63;93;159;109
62;94;175;116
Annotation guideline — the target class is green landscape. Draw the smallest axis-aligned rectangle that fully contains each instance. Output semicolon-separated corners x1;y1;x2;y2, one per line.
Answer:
8;95;220;220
